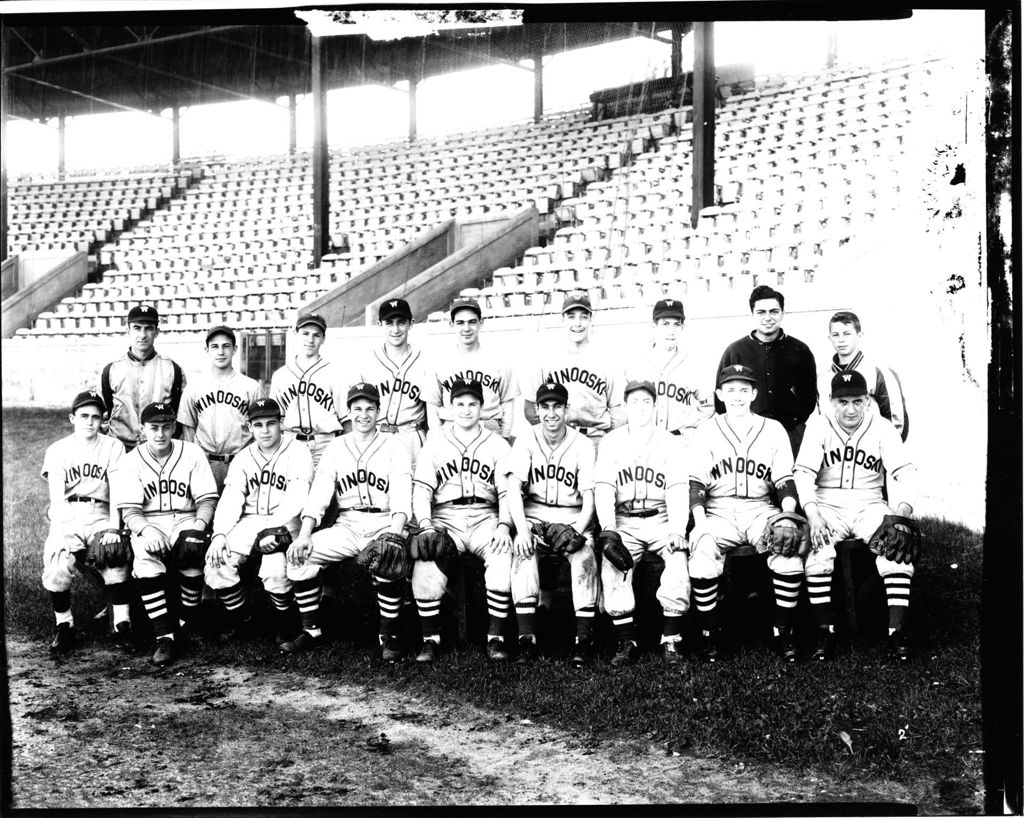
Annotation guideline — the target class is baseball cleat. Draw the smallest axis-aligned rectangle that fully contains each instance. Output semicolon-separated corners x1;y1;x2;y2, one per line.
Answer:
660;640;683;665
151;637;177;667
775;626;798;663
610;639;639;667
274;621;294;647
380;635;404;663
698;629;720;663
113;621;137;654
487;637;510;662
279;630;323;654
514;636;539;664
217;617;253;645
888;630;910;663
811;628;833;662
415;639;440;664
49;623;77;655
570;639;593;669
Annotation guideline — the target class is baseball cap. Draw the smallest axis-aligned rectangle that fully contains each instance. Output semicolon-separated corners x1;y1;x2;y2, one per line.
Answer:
71;390;106;414
126;305;159;325
450;378;484;403
379;298;412;322
295;313;327;333
449;296;482;319
347;382;381;406
535;381;569;405
653;298;685;322
140;402;176;424
561;291;592;315
624;380;657;400
205;325;236;346
717;364;758;387
830;370;869;398
247;397;282;421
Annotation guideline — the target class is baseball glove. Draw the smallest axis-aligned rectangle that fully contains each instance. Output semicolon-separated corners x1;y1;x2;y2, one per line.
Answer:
598;529;633;573
868;515;921;565
85;528;131;570
253;525;292;556
356;531;411;581
757;512;811;558
171;529;211;570
409;527;458;564
531;521;587;555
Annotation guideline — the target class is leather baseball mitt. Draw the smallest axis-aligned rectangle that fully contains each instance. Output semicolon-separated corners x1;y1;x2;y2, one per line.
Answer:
409;527;458;564
598;529;633;573
531;521;587;555
758;512;811;558
356;531;411;581
85;528;132;569
868;514;921;565
171;529;211;570
253;525;292;555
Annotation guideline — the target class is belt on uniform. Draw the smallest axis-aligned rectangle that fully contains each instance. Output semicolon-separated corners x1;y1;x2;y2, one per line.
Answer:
65;495;107;504
379;422;426;433
450;496;487;506
618;506;659;518
569;424;606;438
294;430;343;442
345;506;385;513
669;430;682;437
207;453;235;463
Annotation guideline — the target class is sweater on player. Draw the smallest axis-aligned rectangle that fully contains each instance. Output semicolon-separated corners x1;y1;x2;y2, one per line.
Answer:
714;330;818;430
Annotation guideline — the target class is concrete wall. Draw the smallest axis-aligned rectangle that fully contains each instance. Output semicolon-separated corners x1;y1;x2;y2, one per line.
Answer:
19;253;77;290
1;257;17;302
1;252;88;338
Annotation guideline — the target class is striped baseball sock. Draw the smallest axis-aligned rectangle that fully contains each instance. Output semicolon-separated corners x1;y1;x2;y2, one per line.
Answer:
515;595;538;640
375;580;403;639
575;604;596;644
106;581;133;627
690;577;720;631
50;591;73;626
216;583;249;622
487;589;511;639
415;597;442;642
292;578;322;636
611;613;636;644
884;573;912;633
661;613;684;642
137;577;174;639
177;572;204;628
772;572;803;630
807;573;834;630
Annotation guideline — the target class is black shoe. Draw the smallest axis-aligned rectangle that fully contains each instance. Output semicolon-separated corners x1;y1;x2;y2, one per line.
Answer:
380;635;404;663
415;639;440;664
50;623;77;655
217;617;253;645
698;629;721;663
811;628;833;662
514;637;539;664
775;626;797;663
487;637;510;662
151;637;176;667
570;639;593;668
274;620;293;647
113;621;136;654
661;639;683;665
279;630;323;654
888;629;910;663
611;639;639;667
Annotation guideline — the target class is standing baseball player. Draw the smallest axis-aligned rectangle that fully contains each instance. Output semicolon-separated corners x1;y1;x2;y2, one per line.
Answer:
356;298;432;465
118;401;219;666
282;383;413;661
270;312;347;468
424;297;518;439
628;298;715;447
204;397;313;644
819;311;910;441
794;370;919;661
594;380;691;666
505;381;599;666
100;305;185;452
41;390;133;654
410;378;514;662
522;291;624;441
178;326;264;492
688;364;811;662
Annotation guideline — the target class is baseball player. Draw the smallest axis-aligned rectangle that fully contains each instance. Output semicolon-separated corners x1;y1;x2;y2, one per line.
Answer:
411;378;514;662
505;381;599;666
204;397;313;644
424;297;518;439
269;312;347;468
794;370;918;661
99;304;186;451
688;364;808;662
41;390;133;654
355;298;432;465
118;401;219;667
819;311;910;441
627;298;715;446
178;326;264;492
282;383;413;660
522;291;624;441
594;380;691;666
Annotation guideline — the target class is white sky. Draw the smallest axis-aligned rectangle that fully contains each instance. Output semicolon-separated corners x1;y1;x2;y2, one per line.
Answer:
6;10;982;175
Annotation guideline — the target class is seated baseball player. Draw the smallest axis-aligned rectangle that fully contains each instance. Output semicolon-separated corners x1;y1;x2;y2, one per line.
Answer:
505;381;600;666
688;364;810;663
283;383;413;661
794;370;920;661
409;378;514;663
204;397;313;645
41;390;133;655
118;401;219;667
594;380;691;667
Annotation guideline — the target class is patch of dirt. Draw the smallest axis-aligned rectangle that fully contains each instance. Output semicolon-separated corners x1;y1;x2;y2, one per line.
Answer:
7;636;922;808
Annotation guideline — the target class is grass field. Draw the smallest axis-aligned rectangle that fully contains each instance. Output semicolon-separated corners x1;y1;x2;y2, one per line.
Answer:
2;407;984;812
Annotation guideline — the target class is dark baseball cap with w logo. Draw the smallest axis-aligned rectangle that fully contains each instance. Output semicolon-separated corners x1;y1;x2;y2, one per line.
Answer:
830;370;869;398
378;298;412;322
141;402;176;424
248;398;283;421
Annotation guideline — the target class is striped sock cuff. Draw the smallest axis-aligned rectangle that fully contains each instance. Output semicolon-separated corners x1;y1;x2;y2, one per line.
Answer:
217;583;247;612
807;574;833;605
293;587;322;614
772;573;802;609
884;574;912;607
691;578;719;613
487;590;511;619
140;588;169;621
575;605;597;619
415;598;442;617
377;593;402;620
515;595;538;616
267;591;292;612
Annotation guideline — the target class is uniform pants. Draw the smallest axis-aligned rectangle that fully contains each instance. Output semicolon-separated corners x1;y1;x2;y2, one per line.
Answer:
510;508;598;612
287;510;396;582
42;503;128;592
130;512;204;582
205;516;301;595
601;512;690;617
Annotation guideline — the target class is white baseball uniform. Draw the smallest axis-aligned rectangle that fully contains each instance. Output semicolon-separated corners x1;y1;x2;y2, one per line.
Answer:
819;351;909;441
629;345;715;444
357;345;432;463
424;346;518;436
522;346;623;434
270;356;347;466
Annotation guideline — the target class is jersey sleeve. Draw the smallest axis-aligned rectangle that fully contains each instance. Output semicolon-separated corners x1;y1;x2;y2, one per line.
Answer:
504;436;533;482
499;359;520;403
413;436;439;491
41;441;60;482
190;446;220;504
881;421;916;511
593;435;617;487
213;457;248;535
270;445;314;526
301;445;338;525
177;384;198;428
491;435;512;495
387;441;413;518
422;362;443;408
575;436;596;493
114;455;145;508
770;421;795;485
663;434;689;488
793;415;826;506
687;422;713;486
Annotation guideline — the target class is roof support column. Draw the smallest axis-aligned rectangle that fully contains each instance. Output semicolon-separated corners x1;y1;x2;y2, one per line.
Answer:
533;47;544;123
408;77;418;143
1;26;9;263
671;23;683;81
311;33;330;268
171;105;181;166
690;21;715;228
57;113;67;176
288;93;297;155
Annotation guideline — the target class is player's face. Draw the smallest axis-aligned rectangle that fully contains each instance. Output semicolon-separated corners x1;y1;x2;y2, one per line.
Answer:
653;318;684;350
537;400;567;433
751;299;783;342
828;323;861;358
348;398;380;433
250;417;283;449
297;326;325;358
832;394;869;431
70;407;103;439
450;310;481;348
625;391;655;427
381;317;411;348
128;322;159;356
143;421;174;455
206;338;236;370
563;309;591;345
715;381;756;415
451;394;482;428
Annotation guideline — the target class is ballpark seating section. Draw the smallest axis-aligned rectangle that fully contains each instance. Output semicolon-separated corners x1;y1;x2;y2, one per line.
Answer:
7;56;949;338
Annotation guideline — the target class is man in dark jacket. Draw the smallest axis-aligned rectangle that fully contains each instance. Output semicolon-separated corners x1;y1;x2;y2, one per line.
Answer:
715;286;817;454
